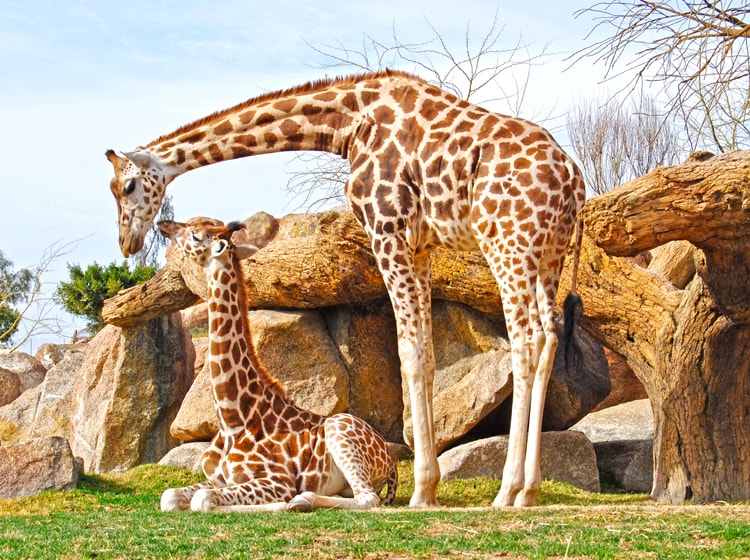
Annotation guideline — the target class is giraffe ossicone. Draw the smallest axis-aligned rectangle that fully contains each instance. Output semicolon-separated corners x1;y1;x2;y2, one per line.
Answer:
157;217;397;512
108;70;586;507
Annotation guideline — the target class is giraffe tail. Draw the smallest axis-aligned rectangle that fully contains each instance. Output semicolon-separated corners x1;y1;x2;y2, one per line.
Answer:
563;218;584;372
381;460;399;506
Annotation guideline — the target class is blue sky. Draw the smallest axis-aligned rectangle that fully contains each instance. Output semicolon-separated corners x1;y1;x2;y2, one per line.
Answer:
1;0;610;349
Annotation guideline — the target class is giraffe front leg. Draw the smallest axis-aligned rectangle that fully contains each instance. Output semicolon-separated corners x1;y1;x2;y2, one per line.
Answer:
408;251;440;508
161;481;214;512
190;475;297;512
287;490;381;511
403;340;439;508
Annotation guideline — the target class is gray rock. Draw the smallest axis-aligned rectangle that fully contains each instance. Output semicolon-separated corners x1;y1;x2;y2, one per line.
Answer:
34;343;77;371
180;303;208;334
170;361;217;442
158;442;210;472
0;436;78;498
324;301;404;443
250;308;349;415
0;349;85;444
595;439;653;493
439;431;600;493
570;399;654;443
0;366;21;406
0;351;46;393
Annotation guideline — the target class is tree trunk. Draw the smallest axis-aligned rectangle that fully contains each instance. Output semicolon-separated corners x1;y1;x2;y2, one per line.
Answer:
102;212;504;326
576;150;750;503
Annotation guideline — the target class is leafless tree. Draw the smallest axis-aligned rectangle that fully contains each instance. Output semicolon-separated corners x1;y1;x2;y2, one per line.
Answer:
284;11;554;211
573;0;750;152
1;239;80;353
567;94;685;196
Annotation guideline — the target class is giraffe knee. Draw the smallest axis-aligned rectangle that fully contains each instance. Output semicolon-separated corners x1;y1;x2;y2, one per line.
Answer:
191;488;215;512
398;338;421;380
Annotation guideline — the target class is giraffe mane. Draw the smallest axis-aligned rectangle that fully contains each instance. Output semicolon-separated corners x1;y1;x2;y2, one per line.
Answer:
144;69;423;149
230;249;288;397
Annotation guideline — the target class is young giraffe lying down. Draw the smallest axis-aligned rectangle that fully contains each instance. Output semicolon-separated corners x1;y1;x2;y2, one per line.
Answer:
158;217;397;512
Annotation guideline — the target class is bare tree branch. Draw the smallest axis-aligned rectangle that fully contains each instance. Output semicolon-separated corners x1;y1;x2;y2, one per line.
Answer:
2;238;82;352
572;0;750;152
286;11;554;211
566;93;685;196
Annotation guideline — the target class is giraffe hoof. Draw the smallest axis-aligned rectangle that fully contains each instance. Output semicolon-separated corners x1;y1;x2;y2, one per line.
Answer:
513;489;538;508
287;492;315;512
191;489;215;512
161;488;188;512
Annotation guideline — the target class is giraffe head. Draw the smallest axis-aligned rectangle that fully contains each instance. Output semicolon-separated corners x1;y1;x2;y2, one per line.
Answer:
158;217;258;268
106;149;176;258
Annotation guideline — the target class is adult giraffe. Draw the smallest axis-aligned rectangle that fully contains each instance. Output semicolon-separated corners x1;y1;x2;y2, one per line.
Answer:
106;70;585;508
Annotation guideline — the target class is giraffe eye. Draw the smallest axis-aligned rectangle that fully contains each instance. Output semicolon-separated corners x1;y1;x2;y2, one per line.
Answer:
191;233;201;243
123;178;136;196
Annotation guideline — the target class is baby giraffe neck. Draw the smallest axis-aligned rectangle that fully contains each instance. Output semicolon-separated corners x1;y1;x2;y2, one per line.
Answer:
204;256;277;432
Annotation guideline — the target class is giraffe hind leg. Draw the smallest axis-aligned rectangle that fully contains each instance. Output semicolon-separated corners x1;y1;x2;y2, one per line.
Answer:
287;415;395;511
493;278;536;507
514;278;559;507
478;235;548;507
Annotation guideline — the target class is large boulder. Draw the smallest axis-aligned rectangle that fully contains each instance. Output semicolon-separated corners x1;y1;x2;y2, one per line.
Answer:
439;431;600;493
35;343;78;370
571;399;655;493
0;351;46;393
159;441;210;472
250;308;350;415
170;361;217;441
171;308;351;442
180;303;208;334
595;439;653;493
0;436;79;498
324;301;404;443
0;347;85;444
71;314;194;472
570;399;654;443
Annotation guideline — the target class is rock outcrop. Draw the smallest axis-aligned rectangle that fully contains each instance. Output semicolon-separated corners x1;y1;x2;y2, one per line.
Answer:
0;347;85;445
0;436;79;499
70;314;194;472
439;431;600;493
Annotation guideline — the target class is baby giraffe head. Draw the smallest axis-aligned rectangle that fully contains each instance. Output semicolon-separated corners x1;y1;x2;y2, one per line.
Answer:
158;217;258;268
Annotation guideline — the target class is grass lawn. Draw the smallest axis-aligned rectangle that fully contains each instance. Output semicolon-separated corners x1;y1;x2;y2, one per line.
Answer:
1;462;748;559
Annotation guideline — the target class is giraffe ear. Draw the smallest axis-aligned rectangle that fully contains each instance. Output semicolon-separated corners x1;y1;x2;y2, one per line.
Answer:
123;150;152;168
235;244;259;260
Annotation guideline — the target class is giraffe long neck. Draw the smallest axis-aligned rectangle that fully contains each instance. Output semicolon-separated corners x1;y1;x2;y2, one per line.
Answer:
142;73;407;176
205;255;286;433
